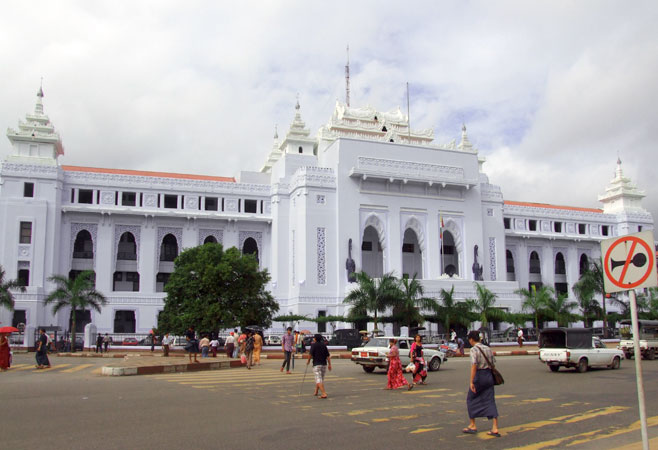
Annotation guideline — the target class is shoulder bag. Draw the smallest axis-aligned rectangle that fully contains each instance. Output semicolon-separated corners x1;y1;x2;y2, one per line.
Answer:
476;345;504;386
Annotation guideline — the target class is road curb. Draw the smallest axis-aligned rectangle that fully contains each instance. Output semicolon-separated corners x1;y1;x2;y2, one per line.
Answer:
101;359;244;376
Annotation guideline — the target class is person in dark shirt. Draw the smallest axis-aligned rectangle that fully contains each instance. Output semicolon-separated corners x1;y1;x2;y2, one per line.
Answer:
185;326;199;363
307;334;331;399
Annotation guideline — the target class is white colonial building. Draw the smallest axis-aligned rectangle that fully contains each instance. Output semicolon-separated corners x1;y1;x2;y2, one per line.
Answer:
0;88;653;336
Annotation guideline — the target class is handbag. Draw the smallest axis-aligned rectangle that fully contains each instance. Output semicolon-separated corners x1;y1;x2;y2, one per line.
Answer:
476;345;504;385
405;362;415;372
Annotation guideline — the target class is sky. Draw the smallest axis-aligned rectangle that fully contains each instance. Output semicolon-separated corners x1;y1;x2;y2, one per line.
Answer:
1;1;657;225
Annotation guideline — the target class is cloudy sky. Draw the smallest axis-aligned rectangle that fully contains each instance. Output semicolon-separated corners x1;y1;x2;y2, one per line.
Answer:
1;1;656;224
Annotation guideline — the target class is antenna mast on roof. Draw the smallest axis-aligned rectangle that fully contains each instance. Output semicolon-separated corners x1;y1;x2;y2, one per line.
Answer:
406;82;411;138
345;45;351;107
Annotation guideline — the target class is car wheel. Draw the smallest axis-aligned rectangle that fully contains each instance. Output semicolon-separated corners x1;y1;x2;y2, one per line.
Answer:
549;365;560;372
429;357;441;372
577;358;588;373
362;366;375;373
610;356;621;370
647;349;655;360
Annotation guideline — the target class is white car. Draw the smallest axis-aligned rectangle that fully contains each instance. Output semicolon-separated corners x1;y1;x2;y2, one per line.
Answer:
265;335;281;346
351;336;446;373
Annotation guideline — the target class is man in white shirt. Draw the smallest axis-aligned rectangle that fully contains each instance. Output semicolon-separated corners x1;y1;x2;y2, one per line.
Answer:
225;332;236;358
161;333;173;357
517;329;524;348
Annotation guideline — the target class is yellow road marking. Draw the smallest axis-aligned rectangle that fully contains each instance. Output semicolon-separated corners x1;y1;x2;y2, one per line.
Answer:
403;388;451;395
323;403;432;418
355;421;370;426
372;415;419;423
38;364;71;372
61;364;95;373
12;364;41;371
507;415;658;449
521;398;552;404
410;427;442;434
91;367;103;375
482;406;630;439
496;394;517;399
8;364;28;369
175;376;346;386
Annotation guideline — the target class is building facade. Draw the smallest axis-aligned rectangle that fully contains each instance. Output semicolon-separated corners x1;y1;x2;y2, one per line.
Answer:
0;88;653;335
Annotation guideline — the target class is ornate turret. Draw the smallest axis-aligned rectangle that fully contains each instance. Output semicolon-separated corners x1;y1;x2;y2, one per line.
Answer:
280;96;315;156
260;125;283;173
6;85;64;165
598;158;647;214
458;124;473;150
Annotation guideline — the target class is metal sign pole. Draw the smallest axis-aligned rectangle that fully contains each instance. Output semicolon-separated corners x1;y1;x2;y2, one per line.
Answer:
629;289;649;450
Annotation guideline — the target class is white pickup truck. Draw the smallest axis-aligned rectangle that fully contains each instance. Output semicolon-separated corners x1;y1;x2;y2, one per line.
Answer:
539;328;624;373
618;319;658;360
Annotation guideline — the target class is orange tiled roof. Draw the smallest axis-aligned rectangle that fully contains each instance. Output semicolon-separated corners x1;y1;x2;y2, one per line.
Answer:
504;200;603;214
62;165;236;183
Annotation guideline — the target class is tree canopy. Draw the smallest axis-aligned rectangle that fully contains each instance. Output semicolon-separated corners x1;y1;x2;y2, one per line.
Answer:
158;243;278;334
343;272;401;332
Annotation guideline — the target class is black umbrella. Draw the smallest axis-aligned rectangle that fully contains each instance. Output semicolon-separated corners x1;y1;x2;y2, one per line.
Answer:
245;325;263;332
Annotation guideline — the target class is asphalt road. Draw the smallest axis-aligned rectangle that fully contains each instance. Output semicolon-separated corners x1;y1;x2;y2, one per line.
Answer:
2;353;657;449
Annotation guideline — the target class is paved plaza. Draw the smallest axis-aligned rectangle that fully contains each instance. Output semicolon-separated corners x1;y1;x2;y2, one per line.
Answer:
2;354;657;449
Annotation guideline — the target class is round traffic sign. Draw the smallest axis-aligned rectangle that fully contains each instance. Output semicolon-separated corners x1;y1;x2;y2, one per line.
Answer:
603;236;654;289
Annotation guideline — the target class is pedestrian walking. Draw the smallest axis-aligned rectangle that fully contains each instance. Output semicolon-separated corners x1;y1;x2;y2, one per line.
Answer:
238;330;247;358
150;333;156;352
232;329;240;358
35;329;51;369
307;334;331;399
385;338;408;389
225;332;235;358
103;333;111;353
244;331;255;369
185;326;199;363
281;327;294;374
450;329;457;343
0;332;11;371
210;336;219;357
199;334;210;358
294;331;302;355
161;332;172;357
252;331;263;366
95;333;103;353
463;330;500;437
457;336;465;356
408;334;427;389
517;329;524;348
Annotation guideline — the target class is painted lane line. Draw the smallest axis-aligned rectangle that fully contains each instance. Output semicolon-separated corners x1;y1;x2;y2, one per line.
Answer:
481;406;630;439
323;403;432;418
410;427;442;434
37;364;72;372
61;364;95;373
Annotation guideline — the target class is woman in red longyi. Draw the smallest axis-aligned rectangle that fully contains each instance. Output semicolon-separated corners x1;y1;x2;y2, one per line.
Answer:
386;338;409;389
0;332;11;371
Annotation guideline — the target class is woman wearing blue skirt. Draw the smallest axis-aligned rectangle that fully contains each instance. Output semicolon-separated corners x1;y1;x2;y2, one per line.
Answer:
463;330;500;437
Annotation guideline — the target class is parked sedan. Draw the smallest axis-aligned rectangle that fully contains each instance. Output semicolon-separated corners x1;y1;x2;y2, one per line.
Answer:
351;336;446;373
121;338;139;346
265;335;281;346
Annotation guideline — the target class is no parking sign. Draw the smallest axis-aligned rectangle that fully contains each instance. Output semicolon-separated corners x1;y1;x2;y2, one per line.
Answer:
601;230;657;294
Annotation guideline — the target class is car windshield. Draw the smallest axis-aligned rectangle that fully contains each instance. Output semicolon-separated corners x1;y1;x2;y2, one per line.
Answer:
364;338;388;347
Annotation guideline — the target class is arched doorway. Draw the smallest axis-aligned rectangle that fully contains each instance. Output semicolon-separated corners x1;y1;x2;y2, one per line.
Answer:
579;254;589;275
160;234;179;261
203;235;217;244
402;228;422;279
554;252;568;295
441;231;459;276
73;230;93;259
117;232;137;260
361;225;383;278
242;237;259;263
529;250;542;290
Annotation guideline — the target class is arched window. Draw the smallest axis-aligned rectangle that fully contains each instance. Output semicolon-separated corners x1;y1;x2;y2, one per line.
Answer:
529;251;541;274
117;232;137;261
506;250;515;281
555;253;566;275
203;235;217;244
298;146;303;154
579;254;589;275
73;230;93;259
361;225;384;278
442;231;459;276
402;228;422;279
242;237;259;263
160;234;178;262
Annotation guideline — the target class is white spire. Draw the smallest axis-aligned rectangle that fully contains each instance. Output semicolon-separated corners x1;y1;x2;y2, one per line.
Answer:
35;80;44;115
598;158;646;213
458;123;473;150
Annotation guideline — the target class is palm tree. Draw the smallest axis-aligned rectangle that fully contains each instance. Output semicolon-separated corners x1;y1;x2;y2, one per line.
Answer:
438;285;457;334
343;272;401;332
573;260;607;335
0;266;26;311
394;275;438;330
466;283;504;332
573;282;602;328
45;271;107;353
516;285;553;331
543;293;578;327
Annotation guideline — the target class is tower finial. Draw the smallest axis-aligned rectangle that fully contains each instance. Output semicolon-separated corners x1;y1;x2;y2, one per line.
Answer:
295;93;300;111
35;79;45;115
345;45;351;107
274;124;278;140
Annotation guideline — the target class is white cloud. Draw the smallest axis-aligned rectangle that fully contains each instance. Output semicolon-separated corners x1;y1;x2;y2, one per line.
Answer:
0;0;656;224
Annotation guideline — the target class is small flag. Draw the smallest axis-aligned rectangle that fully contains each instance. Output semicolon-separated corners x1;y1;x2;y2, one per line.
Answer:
439;214;444;239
